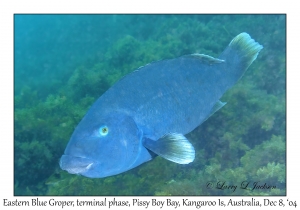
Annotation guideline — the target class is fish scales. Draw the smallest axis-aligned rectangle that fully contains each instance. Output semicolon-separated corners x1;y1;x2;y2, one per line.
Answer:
125;57;226;139
60;32;263;178
92;57;226;139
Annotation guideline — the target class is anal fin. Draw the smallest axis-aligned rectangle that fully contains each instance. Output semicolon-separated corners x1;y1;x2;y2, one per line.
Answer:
203;100;226;122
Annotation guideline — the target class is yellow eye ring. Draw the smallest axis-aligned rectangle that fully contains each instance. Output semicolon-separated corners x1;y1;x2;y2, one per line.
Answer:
99;126;109;136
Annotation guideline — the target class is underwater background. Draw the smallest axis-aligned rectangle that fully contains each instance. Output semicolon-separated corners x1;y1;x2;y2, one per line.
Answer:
14;14;286;196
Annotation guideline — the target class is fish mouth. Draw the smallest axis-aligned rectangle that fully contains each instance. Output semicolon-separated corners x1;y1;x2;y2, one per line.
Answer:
59;155;95;175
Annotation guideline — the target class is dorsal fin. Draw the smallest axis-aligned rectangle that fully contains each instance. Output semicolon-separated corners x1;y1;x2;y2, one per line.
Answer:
188;53;225;65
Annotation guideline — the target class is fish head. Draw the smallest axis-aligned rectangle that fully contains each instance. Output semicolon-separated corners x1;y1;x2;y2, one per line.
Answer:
60;112;149;178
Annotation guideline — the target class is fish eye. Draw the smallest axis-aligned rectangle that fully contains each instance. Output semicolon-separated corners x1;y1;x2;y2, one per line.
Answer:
99;125;109;136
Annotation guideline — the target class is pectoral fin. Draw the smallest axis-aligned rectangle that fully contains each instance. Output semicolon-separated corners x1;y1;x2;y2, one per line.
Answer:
143;133;195;164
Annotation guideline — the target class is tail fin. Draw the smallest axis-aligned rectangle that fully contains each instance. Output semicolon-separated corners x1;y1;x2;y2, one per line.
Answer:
219;32;263;83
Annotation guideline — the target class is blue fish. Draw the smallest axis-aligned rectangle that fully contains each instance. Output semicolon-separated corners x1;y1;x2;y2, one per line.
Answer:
60;33;263;178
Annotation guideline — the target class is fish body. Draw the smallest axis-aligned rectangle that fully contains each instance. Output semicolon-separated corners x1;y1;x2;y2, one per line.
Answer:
60;33;263;178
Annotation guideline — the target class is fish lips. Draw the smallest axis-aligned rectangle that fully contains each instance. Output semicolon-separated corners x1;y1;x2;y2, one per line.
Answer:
59;154;95;175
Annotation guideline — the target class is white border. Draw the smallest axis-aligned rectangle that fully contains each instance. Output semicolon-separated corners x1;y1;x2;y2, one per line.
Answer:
1;0;298;209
